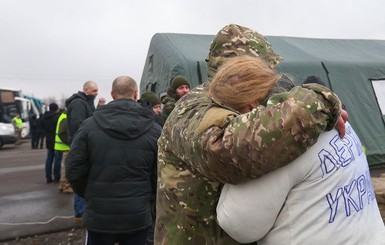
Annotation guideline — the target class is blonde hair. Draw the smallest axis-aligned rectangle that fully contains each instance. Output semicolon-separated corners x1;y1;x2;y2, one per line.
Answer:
209;56;280;111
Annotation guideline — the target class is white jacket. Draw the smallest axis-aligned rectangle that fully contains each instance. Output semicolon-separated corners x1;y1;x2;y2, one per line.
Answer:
217;122;385;245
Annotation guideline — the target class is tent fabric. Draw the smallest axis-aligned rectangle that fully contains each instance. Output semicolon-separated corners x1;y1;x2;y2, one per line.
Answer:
140;33;385;166
140;33;213;95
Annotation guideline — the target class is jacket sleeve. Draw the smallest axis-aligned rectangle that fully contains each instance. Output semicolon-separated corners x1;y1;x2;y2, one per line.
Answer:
197;84;341;184
65;124;90;197
217;169;292;243
68;99;88;137
58;119;69;145
150;152;158;201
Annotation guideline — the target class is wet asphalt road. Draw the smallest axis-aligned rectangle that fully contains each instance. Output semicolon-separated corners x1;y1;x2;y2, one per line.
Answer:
0;139;81;242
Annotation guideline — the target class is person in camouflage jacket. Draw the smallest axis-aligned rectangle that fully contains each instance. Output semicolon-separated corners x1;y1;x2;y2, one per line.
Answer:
161;76;190;121
154;24;345;245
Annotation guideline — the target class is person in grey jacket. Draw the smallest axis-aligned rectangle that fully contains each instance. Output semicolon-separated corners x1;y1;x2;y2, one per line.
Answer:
66;76;161;245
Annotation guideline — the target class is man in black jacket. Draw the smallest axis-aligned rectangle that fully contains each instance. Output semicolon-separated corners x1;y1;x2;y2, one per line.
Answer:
40;103;61;183
65;81;105;144
66;76;162;245
65;80;105;222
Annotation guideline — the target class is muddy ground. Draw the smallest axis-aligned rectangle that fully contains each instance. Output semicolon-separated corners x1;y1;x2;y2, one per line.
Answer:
0;228;85;245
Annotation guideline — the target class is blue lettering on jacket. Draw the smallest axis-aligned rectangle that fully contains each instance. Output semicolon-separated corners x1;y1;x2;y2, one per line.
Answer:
319;124;363;177
318;124;375;223
326;171;375;223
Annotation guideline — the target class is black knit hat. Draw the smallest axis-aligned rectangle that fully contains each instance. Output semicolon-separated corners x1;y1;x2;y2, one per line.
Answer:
49;103;58;112
303;75;326;86
140;92;161;106
171;76;190;91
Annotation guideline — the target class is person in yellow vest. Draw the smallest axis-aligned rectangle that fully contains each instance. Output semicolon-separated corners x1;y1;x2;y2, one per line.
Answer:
54;110;72;193
12;113;24;145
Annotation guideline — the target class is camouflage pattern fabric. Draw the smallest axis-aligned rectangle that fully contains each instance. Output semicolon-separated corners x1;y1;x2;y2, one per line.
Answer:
155;83;342;245
161;96;176;121
155;23;343;245
206;24;282;78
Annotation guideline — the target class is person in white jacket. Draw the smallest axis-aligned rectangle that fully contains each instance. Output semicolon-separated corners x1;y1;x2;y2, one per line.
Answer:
217;121;385;244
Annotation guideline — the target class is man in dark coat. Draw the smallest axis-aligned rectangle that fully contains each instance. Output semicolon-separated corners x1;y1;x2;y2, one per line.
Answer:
65;80;105;222
65;81;105;144
40;103;61;183
29;114;39;149
66;76;161;245
36;114;45;149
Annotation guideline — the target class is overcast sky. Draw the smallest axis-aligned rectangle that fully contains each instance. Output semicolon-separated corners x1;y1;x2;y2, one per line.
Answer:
1;0;384;104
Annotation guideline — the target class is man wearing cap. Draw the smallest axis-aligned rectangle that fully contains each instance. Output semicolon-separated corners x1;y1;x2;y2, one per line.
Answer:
140;91;164;127
161;75;190;120
139;91;164;244
154;24;347;244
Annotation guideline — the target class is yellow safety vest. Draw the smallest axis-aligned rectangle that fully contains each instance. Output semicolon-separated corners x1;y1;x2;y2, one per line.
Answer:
12;117;23;129
54;113;70;151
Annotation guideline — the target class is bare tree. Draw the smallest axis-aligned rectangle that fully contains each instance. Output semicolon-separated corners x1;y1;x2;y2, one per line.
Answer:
58;94;68;109
41;96;58;106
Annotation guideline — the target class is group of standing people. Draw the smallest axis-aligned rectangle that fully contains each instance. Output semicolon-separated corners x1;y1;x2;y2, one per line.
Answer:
62;74;190;245
37;81;105;223
66;77;160;244
54;22;385;245
138;74;191;127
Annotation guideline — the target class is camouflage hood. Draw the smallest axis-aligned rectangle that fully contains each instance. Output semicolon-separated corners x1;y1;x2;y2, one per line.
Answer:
206;24;282;78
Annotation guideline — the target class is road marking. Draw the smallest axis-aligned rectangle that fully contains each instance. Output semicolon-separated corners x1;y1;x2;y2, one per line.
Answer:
0;165;44;174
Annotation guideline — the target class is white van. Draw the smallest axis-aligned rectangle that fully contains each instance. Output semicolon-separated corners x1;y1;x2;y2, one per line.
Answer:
0;122;16;148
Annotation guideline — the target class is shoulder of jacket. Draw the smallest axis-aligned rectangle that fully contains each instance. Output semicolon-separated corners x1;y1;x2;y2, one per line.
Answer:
196;107;238;135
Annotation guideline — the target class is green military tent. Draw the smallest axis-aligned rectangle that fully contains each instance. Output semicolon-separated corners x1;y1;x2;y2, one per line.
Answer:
140;33;385;166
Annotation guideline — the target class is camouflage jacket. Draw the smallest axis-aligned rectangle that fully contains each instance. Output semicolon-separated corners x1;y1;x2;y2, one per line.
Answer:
155;83;341;245
161;96;176;121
